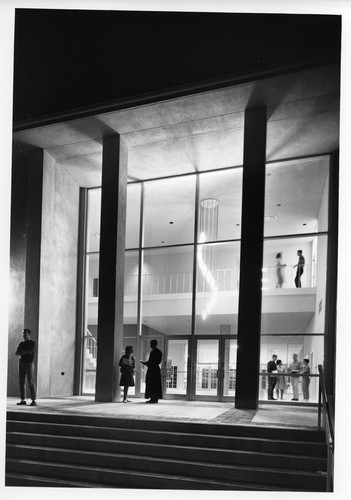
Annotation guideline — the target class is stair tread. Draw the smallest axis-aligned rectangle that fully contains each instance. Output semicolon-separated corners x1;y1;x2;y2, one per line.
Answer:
5;473;109;488
7;420;326;447
7;431;327;461
6;443;327;475
5;459;323;490
6;411;325;440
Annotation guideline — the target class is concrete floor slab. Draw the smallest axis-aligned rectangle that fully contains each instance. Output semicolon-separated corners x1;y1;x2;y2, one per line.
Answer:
6;397;319;428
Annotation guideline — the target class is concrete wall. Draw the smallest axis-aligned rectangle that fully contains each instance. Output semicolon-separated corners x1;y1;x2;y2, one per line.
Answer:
37;153;80;396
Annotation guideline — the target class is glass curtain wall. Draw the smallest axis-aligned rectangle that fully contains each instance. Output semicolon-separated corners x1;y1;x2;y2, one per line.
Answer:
82;188;101;393
81;156;329;403
260;156;330;403
81;167;243;398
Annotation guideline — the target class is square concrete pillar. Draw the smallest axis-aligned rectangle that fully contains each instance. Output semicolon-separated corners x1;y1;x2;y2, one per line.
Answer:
235;107;267;410
95;134;128;402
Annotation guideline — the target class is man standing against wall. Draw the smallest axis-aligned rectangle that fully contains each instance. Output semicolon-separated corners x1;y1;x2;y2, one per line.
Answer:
15;328;37;406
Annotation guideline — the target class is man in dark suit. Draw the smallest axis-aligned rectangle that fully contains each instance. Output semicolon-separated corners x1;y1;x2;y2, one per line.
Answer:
140;339;163;404
267;354;278;400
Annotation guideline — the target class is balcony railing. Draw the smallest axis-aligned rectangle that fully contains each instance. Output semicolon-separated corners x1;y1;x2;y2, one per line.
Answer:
318;364;334;492
121;264;312;296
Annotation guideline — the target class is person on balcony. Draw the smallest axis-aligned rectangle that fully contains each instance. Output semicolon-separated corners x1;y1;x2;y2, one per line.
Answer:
267;354;278;400
300;357;311;401
289;353;302;401
294;250;305;287
119;345;135;403
275;252;286;288
140;339;163;404
275;359;287;400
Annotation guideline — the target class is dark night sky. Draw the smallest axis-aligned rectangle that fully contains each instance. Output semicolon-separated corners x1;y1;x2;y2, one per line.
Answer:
12;9;341;123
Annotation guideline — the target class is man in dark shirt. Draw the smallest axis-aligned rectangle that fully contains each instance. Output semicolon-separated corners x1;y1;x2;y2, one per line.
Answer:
140;339;163;404
15;328;37;406
267;354;278;400
294;249;305;288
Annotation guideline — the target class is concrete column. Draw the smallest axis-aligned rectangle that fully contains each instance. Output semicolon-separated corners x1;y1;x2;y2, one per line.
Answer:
324;150;339;401
8;157;29;396
235;107;267;409
24;150;44;339
95;134;128;402
8;151;44;396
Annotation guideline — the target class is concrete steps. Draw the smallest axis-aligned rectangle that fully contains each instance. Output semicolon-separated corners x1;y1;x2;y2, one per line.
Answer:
6;410;328;491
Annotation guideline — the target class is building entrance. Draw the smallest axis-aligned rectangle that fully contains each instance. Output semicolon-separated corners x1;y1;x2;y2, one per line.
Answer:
194;337;237;401
132;336;237;402
163;336;237;401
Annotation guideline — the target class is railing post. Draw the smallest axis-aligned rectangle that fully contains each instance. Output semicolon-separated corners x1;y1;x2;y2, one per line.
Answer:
318;366;322;430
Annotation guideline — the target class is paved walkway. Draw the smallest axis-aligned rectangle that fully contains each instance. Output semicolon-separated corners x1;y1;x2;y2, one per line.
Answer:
7;397;319;429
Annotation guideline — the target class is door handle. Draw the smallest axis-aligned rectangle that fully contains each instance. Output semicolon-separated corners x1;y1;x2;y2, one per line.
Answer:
216;369;224;379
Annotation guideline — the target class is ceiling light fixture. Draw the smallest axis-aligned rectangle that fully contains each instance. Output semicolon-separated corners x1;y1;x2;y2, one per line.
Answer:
264;215;277;223
198;199;219;320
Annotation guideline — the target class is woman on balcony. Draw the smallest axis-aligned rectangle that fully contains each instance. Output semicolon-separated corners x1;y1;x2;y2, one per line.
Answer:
275;252;286;289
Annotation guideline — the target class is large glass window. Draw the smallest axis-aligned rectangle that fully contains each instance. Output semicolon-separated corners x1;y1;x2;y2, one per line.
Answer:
195;241;240;335
166;339;188;395
198;168;243;242
126;184;141;249
80;155;331;404
143;176;196;247
86;188;101;253
264;156;329;237
260;155;330;403
141;246;193;335
259;335;322;402
261;235;327;334
124;250;139;335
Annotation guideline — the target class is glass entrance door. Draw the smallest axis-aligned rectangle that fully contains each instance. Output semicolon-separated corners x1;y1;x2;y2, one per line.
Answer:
195;337;237;401
164;338;189;398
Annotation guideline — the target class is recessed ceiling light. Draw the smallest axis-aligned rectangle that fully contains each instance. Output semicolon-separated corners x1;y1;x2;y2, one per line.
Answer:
264;215;277;223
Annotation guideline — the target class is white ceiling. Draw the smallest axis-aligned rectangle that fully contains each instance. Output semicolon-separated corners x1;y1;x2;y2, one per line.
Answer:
13;64;339;186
